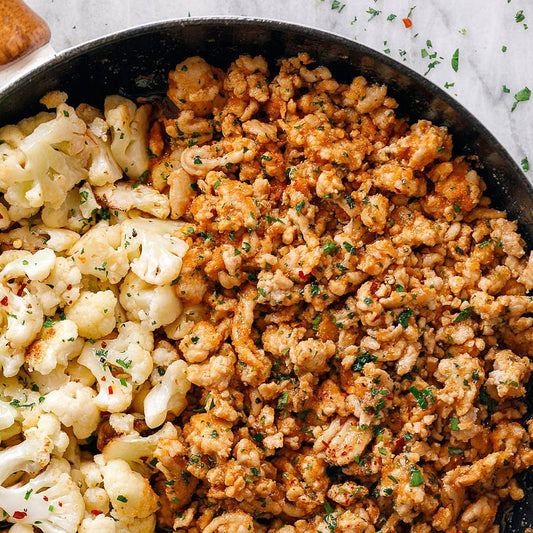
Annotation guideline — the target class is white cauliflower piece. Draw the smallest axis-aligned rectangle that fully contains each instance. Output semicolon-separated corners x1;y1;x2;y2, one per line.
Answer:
41;188;88;232
0;399;17;431
79;514;116;533
0;458;84;533
0;103;89;210
121;216;188;285
119;272;182;330
0;248;55;282
69;222;129;284
102;422;176;467
95;182;170;219
65;290;117;339
78;322;153;413
101;459;159;519
26;319;83;375
0;285;43;377
86;120;123;186
42;381;100;439
144;359;190;428
104;96;150;179
29;257;82;316
0;413;68;484
0;223;80;253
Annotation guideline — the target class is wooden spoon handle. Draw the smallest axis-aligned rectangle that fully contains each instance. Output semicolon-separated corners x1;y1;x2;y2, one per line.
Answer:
0;0;50;66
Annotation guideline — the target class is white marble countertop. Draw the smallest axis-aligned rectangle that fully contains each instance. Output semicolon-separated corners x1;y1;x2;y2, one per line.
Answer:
17;0;533;180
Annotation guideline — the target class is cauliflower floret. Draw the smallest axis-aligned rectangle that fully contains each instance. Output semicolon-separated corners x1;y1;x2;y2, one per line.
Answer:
69;222;129;284
80;513;155;533
29;257;82;316
86;120;123;186
144;359;190;428
26;319;83;375
65;290;117;339
0;224;80;253
95;182;170;219
42;381;100;439
102;459;159;519
0;413;69;484
101;421;177;467
121;216;188;286
78;322;153;413
0;399;17;432
0;458;84;533
0;103;89;211
0;285;43;377
0;248;55;282
104;96;150;179
119;272;182;331
79;514;117;533
41;187;92;232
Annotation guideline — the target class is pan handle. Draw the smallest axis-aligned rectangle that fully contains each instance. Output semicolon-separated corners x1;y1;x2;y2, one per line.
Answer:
0;0;50;66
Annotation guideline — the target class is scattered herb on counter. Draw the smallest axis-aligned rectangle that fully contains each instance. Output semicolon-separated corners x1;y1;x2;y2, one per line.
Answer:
451;48;459;72
511;87;531;111
366;7;381;20
387;13;397;21
331;0;346;12
522;157;530;172
502;45;508;52
515;10;525;22
503;85;511;93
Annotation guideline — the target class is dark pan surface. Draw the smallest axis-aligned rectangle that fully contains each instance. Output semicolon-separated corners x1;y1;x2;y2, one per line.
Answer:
0;17;532;531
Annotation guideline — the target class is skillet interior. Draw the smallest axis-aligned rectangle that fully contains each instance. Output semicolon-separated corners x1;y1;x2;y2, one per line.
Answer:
0;17;532;531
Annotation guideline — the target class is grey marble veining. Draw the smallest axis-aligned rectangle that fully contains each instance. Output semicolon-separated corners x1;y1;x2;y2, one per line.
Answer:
20;0;533;181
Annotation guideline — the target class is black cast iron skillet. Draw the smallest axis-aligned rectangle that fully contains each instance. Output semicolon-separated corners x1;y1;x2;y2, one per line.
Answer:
0;17;532;532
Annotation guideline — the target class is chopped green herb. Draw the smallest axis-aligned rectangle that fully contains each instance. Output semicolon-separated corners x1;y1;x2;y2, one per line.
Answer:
453;306;473;322
324;240;339;255
352;351;377;372
511;86;531;111
409;466;424;487
451;48;459;72
397;308;413;328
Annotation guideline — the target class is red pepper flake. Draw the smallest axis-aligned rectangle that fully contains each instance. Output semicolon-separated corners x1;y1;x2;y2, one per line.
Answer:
66;284;72;290
108;386;114;395
101;376;106;382
13;511;27;520
0;296;8;306
321;440;330;448
58;501;63;507
43;496;49;501
370;281;379;295
403;18;412;28
16;285;25;297
91;510;103;516
298;270;308;282
394;436;406;450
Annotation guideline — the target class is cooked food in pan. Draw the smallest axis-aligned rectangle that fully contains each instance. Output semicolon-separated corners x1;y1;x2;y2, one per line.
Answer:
0;53;531;533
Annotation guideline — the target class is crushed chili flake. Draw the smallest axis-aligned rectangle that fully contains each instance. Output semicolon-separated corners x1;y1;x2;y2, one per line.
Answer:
403;18;413;28
108;386;114;395
91;510;103;516
13;511;27;519
0;296;8;306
